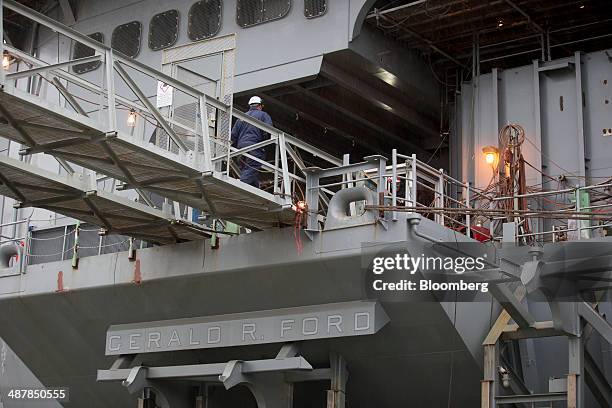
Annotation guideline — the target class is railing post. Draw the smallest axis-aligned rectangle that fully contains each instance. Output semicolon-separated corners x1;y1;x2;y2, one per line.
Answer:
305;169;319;231
278;132;291;199
226;140;231;175
198;95;212;172
273;142;280;194
435;168;445;225
20;218;30;274
105;49;116;133
410;154;417;211
377;157;387;216
61;225;67;261
71;221;80;269
343;154;355;216
575;185;581;240
0;0;5;89
391;149;397;221
465;181;472;239
342;154;350;187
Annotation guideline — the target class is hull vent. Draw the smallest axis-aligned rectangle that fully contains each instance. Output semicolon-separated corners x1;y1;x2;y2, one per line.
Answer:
305;0;327;18
72;32;103;74
237;0;291;28
112;21;142;58
189;0;222;41
149;10;179;51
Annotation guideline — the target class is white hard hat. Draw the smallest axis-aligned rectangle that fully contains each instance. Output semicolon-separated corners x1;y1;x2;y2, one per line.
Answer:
248;96;263;105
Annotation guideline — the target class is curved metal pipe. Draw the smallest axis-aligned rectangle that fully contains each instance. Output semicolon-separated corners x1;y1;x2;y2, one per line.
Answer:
0;244;20;269
324;186;378;230
327;187;374;219
406;213;442;243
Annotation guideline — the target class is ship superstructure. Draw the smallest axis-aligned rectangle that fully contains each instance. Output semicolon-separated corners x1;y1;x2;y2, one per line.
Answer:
0;1;610;407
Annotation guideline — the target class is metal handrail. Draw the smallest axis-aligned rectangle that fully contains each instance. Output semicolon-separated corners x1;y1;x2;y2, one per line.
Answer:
1;0;341;213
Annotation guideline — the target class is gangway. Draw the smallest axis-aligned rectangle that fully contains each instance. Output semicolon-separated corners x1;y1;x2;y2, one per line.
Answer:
0;154;212;244
0;89;296;230
0;0;339;233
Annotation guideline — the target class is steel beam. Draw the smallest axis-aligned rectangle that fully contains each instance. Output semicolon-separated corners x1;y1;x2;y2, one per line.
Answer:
320;61;440;138
19;136;103;155
260;91;381;153
0;171;26;202
584;348;612;408
6;55;101;80
503;0;545;34
52;77;88;116
365;0;426;19
579;302;612;344
375;13;467;69
495;392;566;404
0;102;37;146
292;84;426;154
98;357;312;382
501;320;564;340
57;0;75;24
113;62;187;153
488;284;535;329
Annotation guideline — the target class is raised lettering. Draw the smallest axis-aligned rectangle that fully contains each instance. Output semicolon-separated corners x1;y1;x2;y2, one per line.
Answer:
147;332;161;349
327;315;343;334
242;323;256;341
167;330;181;347
108;335;121;352
354;312;370;331
128;333;141;350
189;328;200;346
208;326;221;344
280;319;294;338
302;317;318;335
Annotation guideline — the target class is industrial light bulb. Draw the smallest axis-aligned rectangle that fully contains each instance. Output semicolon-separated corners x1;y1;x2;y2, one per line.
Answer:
482;146;500;167
485;152;496;165
2;54;10;70
127;109;137;127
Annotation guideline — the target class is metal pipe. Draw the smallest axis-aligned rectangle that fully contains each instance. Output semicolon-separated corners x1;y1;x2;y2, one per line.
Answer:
466;182;471;238
0;243;20;269
550;33;612;49
365;205;612;219
312;177;370;190
366;0;426;19
391;149;397;221
514;222;612;239
410;154;417;209
493;183;612;201
212;137;277;162
0;0;5;88
480;48;542;64
502;0;545;34
6;55;102;80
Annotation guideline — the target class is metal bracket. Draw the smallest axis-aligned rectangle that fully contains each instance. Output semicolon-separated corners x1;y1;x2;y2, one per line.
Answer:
122;366;148;394
219;360;246;390
276;343;299;359
489;283;535;329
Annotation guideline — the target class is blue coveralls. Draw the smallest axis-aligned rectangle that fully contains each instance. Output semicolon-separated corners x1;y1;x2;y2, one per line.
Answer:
230;108;273;187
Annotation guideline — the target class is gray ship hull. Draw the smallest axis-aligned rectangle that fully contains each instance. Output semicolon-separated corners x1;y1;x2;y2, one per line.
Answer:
0;217;490;407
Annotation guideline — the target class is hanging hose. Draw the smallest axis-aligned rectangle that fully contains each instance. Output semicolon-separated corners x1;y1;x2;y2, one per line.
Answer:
294;201;307;254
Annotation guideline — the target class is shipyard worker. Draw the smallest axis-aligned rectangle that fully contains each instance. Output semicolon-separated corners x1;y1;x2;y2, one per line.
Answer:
230;96;273;188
